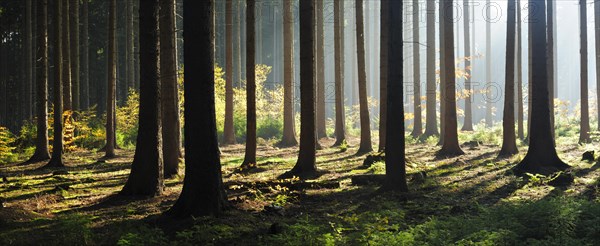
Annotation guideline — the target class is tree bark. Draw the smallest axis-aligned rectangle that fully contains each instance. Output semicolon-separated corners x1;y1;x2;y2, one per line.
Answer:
285;0;317;178
517;0;524;140
423;0;438;138
499;0;518;157
70;0;79;110
44;0;65;169
62;0;72;111
438;0;446;146
316;0;326;139
161;0;182;177
355;0;372;154
547;0;555;141
104;0;117;159
461;0;473;131
121;0;164;196
281;0;298;147
223;0;237;145
28;0;51;163
127;0;135;90
168;0;227;217
241;0;257;169
579;0;591;143
411;0;422;138
514;0;568;175
81;0;89;109
439;0;464;156
384;0;408;192
378;0;387;150
25;0;33;120
596;0;600;131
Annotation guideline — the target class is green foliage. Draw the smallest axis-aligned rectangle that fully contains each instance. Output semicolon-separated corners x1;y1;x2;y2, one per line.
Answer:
116;90;141;148
0;126;16;163
257;117;283;140
116;225;169;246
175;223;236;246
53;214;94;245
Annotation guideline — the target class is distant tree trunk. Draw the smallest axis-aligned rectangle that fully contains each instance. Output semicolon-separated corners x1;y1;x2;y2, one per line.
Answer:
104;0;117;159
121;0;164;196
44;0;65;168
411;0;422;138
70;0;79;110
384;0;408;192
517;0;524;140
438;0;446;146
547;0;555;141
25;0;33;120
81;0;89;109
28;0;50;163
579;0;591;143
241;0;257;169
161;0;182;177
223;0;236;145
514;0;568;175
378;0;388;150
423;0;438;138
526;7;532;143
316;0;326;139
355;0;372;154
281;0;298;147
439;0;464;156
285;0;317;178
499;0;518;157
127;0;135;90
168;0;227;217
596;0;600;131
485;0;492;127
236;0;243;87
134;0;141;90
62;0;72;111
461;0;473;131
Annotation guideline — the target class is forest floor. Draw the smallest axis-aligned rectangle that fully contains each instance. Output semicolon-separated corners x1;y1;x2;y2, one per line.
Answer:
1;134;600;245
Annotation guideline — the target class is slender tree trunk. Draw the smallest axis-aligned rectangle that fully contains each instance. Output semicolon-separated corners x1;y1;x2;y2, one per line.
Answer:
161;0;182;177
596;0;600;131
411;0;422;137
241;0;257;169
316;0;326;139
547;0;555;140
236;0;242;87
485;0;493;127
499;0;518;157
514;0;568;175
104;0;117;159
127;0;135;90
384;0;408;192
378;0;388;150
356;0;372;154
517;0;524;140
526;6;532;143
423;0;438;138
28;0;51;163
134;0;141;90
168;0;227;217
44;0;65;168
81;0;89;109
580;0;591;143
285;0;317;178
223;0;237;145
438;0;446;146
121;0;164;196
281;0;298;147
439;0;464;156
62;0;72;111
461;0;473;131
25;0;33;120
70;0;79;110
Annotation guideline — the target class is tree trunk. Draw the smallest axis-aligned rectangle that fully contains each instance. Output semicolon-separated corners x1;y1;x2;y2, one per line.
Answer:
28;0;51;163
485;0;492;127
241;0;257;169
423;0;438;138
104;0;117;159
81;0;89;109
127;0;135;90
384;0;408;192
596;0;600;131
547;0;555;141
70;0;79;110
517;0;524;140
439;0;464;156
168;0;227;217
281;0;298;147
161;0;182;177
411;0;422;138
579;0;591;143
316;0;326;139
378;0;388;150
62;0;72;111
223;0;236;145
499;0;518;157
285;0;317;178
461;0;473;131
438;0;446;146
25;0;33;120
514;0;568;175
44;0;65;168
355;0;372;154
120;0;164;196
